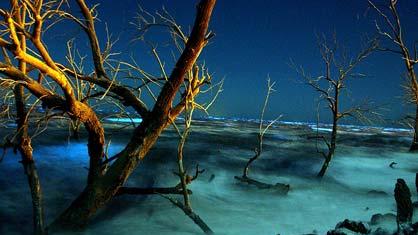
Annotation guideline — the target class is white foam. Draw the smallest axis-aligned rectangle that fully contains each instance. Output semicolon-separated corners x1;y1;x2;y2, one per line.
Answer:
105;117;143;123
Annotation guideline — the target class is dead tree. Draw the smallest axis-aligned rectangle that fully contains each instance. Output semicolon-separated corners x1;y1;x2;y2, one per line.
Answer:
234;78;289;194
0;0;217;230
368;0;418;151
294;35;377;177
158;65;222;235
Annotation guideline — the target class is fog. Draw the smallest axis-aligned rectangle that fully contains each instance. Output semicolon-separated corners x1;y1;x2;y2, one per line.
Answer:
1;119;417;234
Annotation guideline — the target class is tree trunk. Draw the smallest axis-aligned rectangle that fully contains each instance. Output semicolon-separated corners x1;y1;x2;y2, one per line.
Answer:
51;119;160;228
23;159;46;235
317;116;337;177
242;134;262;178
51;114;186;228
317;158;330;177
50;0;216;229
14;84;47;235
318;136;336;177
410;104;418;151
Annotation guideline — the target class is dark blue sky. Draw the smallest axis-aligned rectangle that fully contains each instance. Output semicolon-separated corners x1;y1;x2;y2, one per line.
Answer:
97;0;418;124
3;0;418;123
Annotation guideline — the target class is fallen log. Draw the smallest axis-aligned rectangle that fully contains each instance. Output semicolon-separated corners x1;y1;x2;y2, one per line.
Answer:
116;186;192;196
234;176;290;194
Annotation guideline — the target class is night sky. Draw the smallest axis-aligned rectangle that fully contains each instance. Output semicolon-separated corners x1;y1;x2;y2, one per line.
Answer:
3;0;418;124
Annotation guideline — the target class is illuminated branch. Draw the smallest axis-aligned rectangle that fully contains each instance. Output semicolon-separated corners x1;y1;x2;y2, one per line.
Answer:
75;0;106;78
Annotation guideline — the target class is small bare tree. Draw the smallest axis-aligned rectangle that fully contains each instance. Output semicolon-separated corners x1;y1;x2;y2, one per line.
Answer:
234;78;289;193
158;65;222;235
367;0;418;151
294;35;377;177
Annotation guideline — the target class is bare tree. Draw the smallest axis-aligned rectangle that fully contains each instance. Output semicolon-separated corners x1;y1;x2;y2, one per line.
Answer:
294;35;377;177
367;0;418;151
0;0;217;232
157;65;222;235
234;78;289;193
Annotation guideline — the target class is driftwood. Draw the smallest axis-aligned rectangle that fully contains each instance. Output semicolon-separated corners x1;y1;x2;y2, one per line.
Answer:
234;176;290;195
116;186;192;196
394;178;413;231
